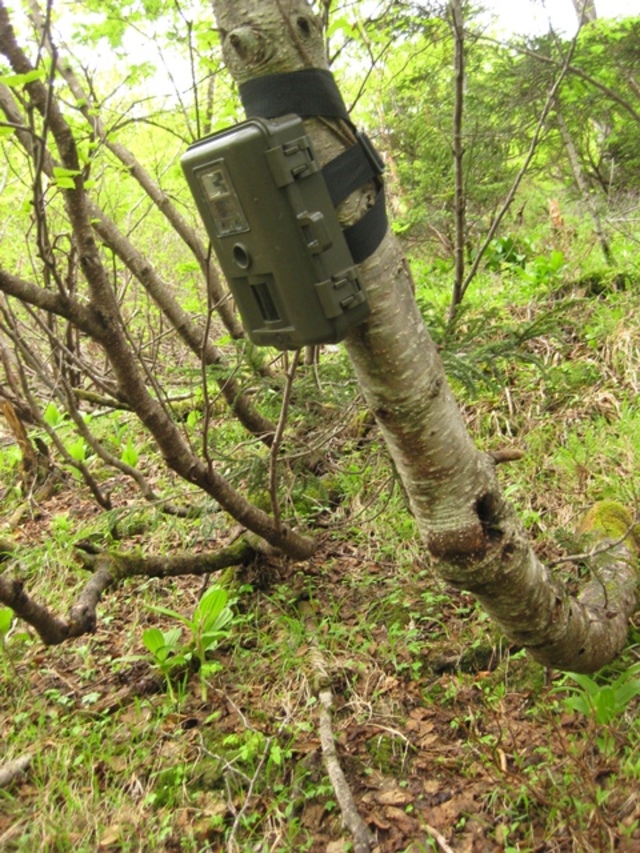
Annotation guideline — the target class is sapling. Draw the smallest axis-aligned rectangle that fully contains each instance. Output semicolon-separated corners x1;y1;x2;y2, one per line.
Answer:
147;585;234;700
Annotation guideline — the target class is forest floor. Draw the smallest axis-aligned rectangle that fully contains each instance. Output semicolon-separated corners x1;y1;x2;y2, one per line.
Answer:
1;282;639;852
1;475;639;853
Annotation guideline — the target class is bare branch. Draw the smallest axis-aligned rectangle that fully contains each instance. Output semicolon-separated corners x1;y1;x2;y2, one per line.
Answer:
0;538;256;646
269;349;301;530
0;754;32;789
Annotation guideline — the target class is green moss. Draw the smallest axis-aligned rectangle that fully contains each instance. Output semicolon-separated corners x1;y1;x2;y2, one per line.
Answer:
578;500;639;553
573;270;631;296
247;491;272;513
365;733;403;773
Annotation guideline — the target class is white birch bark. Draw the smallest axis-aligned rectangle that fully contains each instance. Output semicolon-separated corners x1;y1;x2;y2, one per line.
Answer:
211;0;639;672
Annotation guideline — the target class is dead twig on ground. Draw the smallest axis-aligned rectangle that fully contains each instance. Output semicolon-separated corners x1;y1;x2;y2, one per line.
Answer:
0;753;32;788
304;604;375;853
424;822;456;853
317;686;376;853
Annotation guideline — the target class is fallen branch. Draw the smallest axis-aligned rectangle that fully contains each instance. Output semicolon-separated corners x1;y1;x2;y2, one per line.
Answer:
0;573;73;645
317;686;375;853
303;603;374;853
0;753;32;788
0;538;256;645
424;822;456;853
76;538;256;579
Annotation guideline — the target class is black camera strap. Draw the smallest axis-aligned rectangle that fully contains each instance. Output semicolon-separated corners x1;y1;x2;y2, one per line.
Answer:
239;69;387;264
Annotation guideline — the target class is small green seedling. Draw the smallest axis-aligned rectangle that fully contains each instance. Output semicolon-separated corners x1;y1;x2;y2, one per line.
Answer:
555;663;640;754
0;606;13;648
43;401;63;427
558;664;640;726
148;585;234;700
142;626;187;702
121;436;140;467
67;437;88;462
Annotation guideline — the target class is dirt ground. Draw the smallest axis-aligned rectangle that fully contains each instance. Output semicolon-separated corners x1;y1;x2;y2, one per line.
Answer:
2;473;640;853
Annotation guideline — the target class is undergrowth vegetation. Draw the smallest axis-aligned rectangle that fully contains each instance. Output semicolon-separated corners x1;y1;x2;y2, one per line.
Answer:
1;219;639;851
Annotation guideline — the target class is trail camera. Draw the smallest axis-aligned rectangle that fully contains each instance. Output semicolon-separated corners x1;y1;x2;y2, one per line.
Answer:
181;114;370;350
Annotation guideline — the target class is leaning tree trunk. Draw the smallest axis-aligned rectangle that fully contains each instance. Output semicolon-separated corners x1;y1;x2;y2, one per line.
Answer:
449;0;467;317
555;108;614;265
561;0;614;266
571;0;598;25
211;0;639;673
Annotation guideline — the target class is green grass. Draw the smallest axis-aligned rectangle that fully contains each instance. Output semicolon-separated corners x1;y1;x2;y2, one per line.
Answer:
1;224;639;851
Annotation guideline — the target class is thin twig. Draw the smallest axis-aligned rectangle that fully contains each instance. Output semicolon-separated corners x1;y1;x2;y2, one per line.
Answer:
0;754;32;788
269;349;301;530
425;822;456;853
226;737;272;853
317;688;375;853
453;25;582;313
303;602;374;853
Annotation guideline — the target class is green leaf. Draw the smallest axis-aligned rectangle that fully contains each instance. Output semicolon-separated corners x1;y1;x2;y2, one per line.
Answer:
593;687;617;725
147;603;190;627
121;437;139;467
52;166;82;190
186;410;200;429
195;587;229;632
142;627;166;657
200;630;229;653
67;438;87;462
200;661;222;679
564;672;600;697
44;402;62;427
0;607;13;639
0;68;46;88
52;167;81;178
612;676;640;708
270;743;283;767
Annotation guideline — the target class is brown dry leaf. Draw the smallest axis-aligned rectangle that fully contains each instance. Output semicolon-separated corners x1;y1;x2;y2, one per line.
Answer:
368;813;392;831
406;718;435;736
430;791;477;827
301;802;326;830
378;676;399;694
98;825;123;849
326;840;349;853
408;706;432;721
375;785;414;807
384;805;419;834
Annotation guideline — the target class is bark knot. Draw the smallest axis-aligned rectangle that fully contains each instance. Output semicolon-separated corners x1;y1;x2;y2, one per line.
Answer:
225;26;273;69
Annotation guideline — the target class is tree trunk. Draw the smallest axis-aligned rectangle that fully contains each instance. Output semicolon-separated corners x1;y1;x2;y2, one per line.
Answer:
571;0;597;25
562;0;613;267
555;108;614;265
449;0;466;318
211;0;639;673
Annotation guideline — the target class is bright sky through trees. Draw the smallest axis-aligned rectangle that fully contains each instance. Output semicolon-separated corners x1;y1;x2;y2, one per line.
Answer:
486;0;640;37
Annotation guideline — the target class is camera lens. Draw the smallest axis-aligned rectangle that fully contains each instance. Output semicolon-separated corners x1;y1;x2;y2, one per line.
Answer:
233;243;251;269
